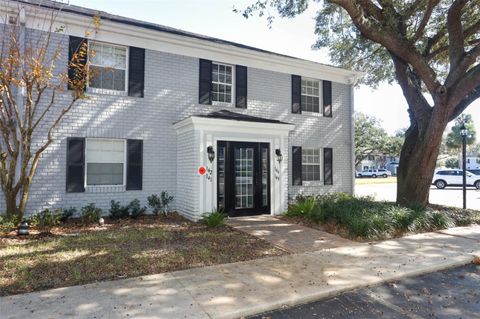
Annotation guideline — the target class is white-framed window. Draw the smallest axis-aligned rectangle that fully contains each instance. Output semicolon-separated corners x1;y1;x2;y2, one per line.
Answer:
302;148;321;181
301;78;320;113
89;42;128;92
212;62;234;104
85;138;126;186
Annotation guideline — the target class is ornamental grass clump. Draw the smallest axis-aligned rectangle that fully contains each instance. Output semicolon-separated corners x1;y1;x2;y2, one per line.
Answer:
202;209;226;228
285;193;462;240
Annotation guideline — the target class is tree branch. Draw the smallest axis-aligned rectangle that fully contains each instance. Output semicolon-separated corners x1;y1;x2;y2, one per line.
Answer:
412;0;440;41
447;0;467;69
329;0;441;94
448;64;480;120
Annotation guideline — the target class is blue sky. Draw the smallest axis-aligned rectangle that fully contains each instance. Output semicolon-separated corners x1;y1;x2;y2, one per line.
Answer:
68;0;480;135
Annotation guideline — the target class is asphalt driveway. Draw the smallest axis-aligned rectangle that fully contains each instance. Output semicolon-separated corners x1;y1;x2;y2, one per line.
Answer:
355;182;480;210
250;264;480;319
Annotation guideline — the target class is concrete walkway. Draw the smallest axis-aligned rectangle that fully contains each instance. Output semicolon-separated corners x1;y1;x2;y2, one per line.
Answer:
1;225;480;319
226;215;356;253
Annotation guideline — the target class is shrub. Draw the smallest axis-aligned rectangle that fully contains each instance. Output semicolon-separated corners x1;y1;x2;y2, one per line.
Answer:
81;203;102;224
284;196;317;218
285;192;460;240
0;215;18;233
147;194;162;215
30;209;63;233
160;191;174;214
129;199;147;219
62;207;77;222
109;200;130;219
202;209;226;228
147;192;174;215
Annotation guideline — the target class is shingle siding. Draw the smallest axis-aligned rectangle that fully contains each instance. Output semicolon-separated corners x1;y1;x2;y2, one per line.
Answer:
0;27;354;218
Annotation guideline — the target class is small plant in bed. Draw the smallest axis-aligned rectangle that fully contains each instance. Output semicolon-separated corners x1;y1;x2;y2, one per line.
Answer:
284;193;467;240
147;192;174;216
202;208;226;228
29;209;63;234
129;199;147;219
109;200;130;219
81;203;102;224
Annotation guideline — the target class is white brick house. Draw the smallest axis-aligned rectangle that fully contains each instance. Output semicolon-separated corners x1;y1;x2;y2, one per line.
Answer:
1;1;360;220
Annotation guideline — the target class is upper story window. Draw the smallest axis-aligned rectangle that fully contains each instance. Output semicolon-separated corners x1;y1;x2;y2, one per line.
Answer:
212;63;233;104
86;139;125;186
302;148;321;181
89;42;128;92
301;78;320;113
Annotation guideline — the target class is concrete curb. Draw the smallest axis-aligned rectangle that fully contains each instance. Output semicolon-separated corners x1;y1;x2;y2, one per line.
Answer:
222;255;476;319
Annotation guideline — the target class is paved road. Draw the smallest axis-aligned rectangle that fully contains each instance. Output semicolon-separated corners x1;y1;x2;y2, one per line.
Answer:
355;183;480;210
250;264;480;319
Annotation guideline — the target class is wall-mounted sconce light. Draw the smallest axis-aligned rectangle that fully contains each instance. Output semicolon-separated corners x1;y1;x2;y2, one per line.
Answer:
275;149;283;163
207;146;215;163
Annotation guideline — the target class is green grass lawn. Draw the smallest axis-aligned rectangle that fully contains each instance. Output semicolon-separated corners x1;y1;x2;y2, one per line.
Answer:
355;176;397;185
0;214;284;296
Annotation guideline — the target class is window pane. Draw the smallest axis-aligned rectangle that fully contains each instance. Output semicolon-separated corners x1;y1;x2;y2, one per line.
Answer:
113;69;126;91
87;139;124;163
89;66;103;89
102;69;114;90
89;43;127;91
87;163;123;185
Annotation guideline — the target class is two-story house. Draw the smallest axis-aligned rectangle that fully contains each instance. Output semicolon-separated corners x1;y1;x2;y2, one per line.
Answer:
1;0;360;220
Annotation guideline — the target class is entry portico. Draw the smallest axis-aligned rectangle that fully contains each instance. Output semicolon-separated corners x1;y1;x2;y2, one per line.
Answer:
174;110;295;220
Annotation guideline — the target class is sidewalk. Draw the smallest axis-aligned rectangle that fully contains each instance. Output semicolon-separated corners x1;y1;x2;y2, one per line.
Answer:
2;226;479;319
226;215;356;253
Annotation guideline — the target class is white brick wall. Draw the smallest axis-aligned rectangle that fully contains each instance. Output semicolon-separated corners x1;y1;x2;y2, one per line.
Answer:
0;27;354;218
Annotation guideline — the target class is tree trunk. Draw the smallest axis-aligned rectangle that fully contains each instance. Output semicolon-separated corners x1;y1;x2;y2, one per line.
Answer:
396;109;448;207
5;191;20;222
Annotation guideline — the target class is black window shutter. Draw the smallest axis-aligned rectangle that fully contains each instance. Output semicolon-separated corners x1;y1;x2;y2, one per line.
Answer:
235;65;247;108
323;80;332;117
292;146;302;186
291;75;301;114
199;59;212;105
66;137;85;193
68;36;88;91
128;47;145;97
126;139;143;190
324;147;333;185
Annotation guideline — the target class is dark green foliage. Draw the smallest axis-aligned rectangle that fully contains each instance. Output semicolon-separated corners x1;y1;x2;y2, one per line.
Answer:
81;203;102;224
354;112;403;166
29;209;63;233
129;199;147;219
202;209;226;228
147;194;162;215
445;114;476;152
445;157;459;169
109;200;130;219
62;207;77;222
285;193;462;240
0;215;18;233
147;192;174;215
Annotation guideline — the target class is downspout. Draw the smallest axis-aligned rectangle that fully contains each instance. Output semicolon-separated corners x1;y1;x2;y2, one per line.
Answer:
349;75;357;196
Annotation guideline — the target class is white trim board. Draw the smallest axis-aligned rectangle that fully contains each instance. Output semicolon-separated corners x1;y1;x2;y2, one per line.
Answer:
6;1;364;84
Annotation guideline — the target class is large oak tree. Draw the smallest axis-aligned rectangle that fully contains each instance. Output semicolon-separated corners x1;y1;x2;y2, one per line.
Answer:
240;0;480;206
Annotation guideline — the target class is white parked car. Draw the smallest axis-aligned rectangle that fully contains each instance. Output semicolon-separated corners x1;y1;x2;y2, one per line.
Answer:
357;169;392;178
432;169;480;189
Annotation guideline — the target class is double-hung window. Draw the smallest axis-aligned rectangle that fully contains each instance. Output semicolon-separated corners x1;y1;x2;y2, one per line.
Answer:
212;63;233;104
86;139;125;186
89;42;128;92
301;78;320;113
302;148;321;181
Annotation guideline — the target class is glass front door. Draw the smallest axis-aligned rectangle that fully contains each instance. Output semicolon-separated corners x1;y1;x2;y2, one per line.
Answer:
217;141;270;216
